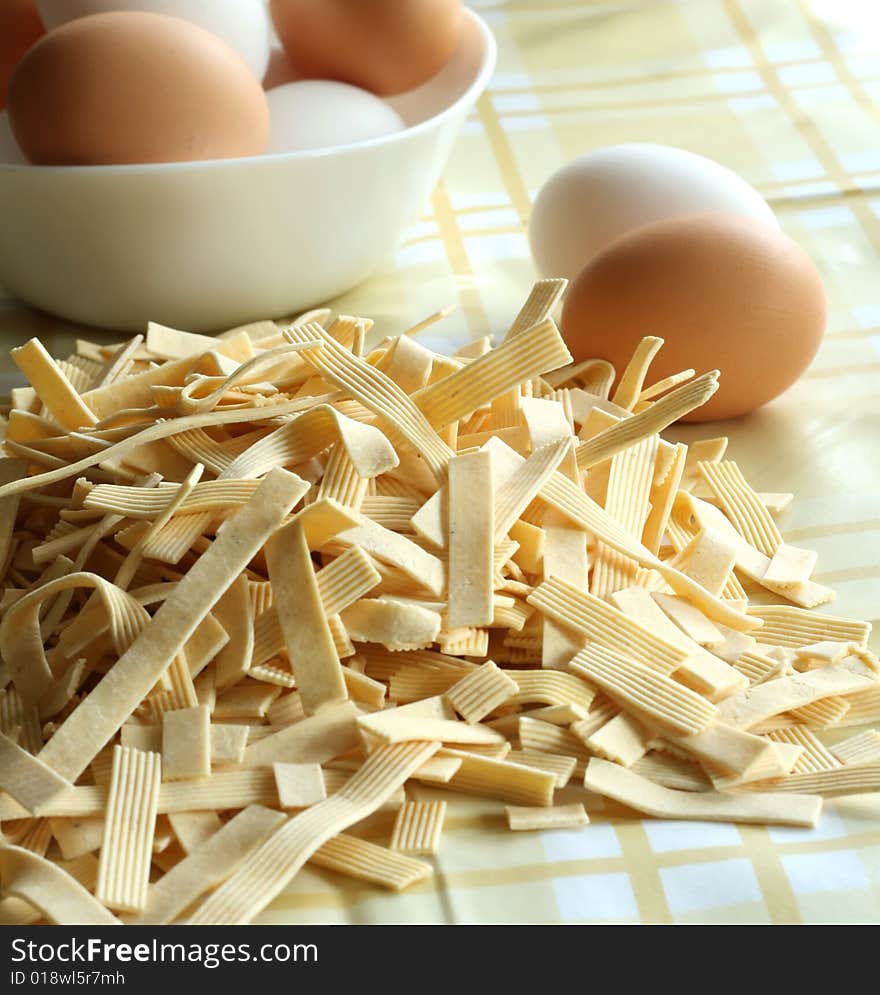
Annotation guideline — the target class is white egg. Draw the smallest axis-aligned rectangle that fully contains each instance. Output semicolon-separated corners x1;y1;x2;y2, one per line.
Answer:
266;81;405;155
528;144;778;282
0;111;26;165
36;0;271;80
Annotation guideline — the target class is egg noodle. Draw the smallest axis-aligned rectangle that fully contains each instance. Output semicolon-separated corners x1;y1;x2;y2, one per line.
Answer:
0;279;876;924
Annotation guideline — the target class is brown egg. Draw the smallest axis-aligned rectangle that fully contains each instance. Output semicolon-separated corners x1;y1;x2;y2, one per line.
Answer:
0;0;44;110
270;0;463;96
8;11;269;165
560;213;826;422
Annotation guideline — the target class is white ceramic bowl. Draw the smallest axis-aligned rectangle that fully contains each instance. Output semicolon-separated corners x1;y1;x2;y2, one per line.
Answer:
0;9;496;333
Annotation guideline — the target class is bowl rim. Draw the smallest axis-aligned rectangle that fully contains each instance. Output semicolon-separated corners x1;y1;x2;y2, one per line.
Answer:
0;8;497;176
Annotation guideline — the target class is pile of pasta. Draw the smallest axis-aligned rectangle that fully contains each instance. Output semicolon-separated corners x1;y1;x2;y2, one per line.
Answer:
0;279;877;926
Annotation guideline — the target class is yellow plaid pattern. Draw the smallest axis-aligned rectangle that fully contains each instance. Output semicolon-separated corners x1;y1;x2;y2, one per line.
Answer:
1;0;878;924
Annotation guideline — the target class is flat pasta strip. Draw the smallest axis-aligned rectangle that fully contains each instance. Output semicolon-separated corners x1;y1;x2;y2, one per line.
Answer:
357;705;505;746
611;336;664;410
505;749;577;788
390;800;447;855
580;713;649;767
273;764;327;809
266;519;348;716
0;845;120;925
716;665;872;730
162;706;210;781
584;758;821;827
188;740;439;924
342;599;442;651
447;450;495;627
0;731;74;814
96;746;161;913
505;803;589;831
135;806;286;924
37;469;309;797
242;702;360;769
329;518;445;596
11;338;98;430
441;749;557;806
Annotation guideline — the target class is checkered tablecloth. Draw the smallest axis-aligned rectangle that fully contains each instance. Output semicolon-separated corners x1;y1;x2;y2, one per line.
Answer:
1;0;879;925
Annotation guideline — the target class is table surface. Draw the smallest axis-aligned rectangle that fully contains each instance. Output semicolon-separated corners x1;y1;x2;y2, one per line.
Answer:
2;0;879;925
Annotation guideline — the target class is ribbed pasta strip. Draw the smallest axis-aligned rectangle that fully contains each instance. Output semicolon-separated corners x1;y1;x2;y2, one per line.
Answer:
767;727;842;774
359;495;420;530
746;605;871;648
518;716;593;778
310;833;432;890
503;278;567;341
494;439;568;541
0;397;319;500
445;662;517;724
697;460;782;556
84;479;259;518
829;685;880;727
740;764;880;798
96;747;161;912
412;318;572;431
527;576;687;674
284;322;453;481
569;644;717;737
576;371;719;470
507;669;596;712
832;730;880;765
591;435;658;597
642;442;687;555
317;446;369;509
390;800;447;855
165;427;234;474
734;650;787;685
188;740;439;924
